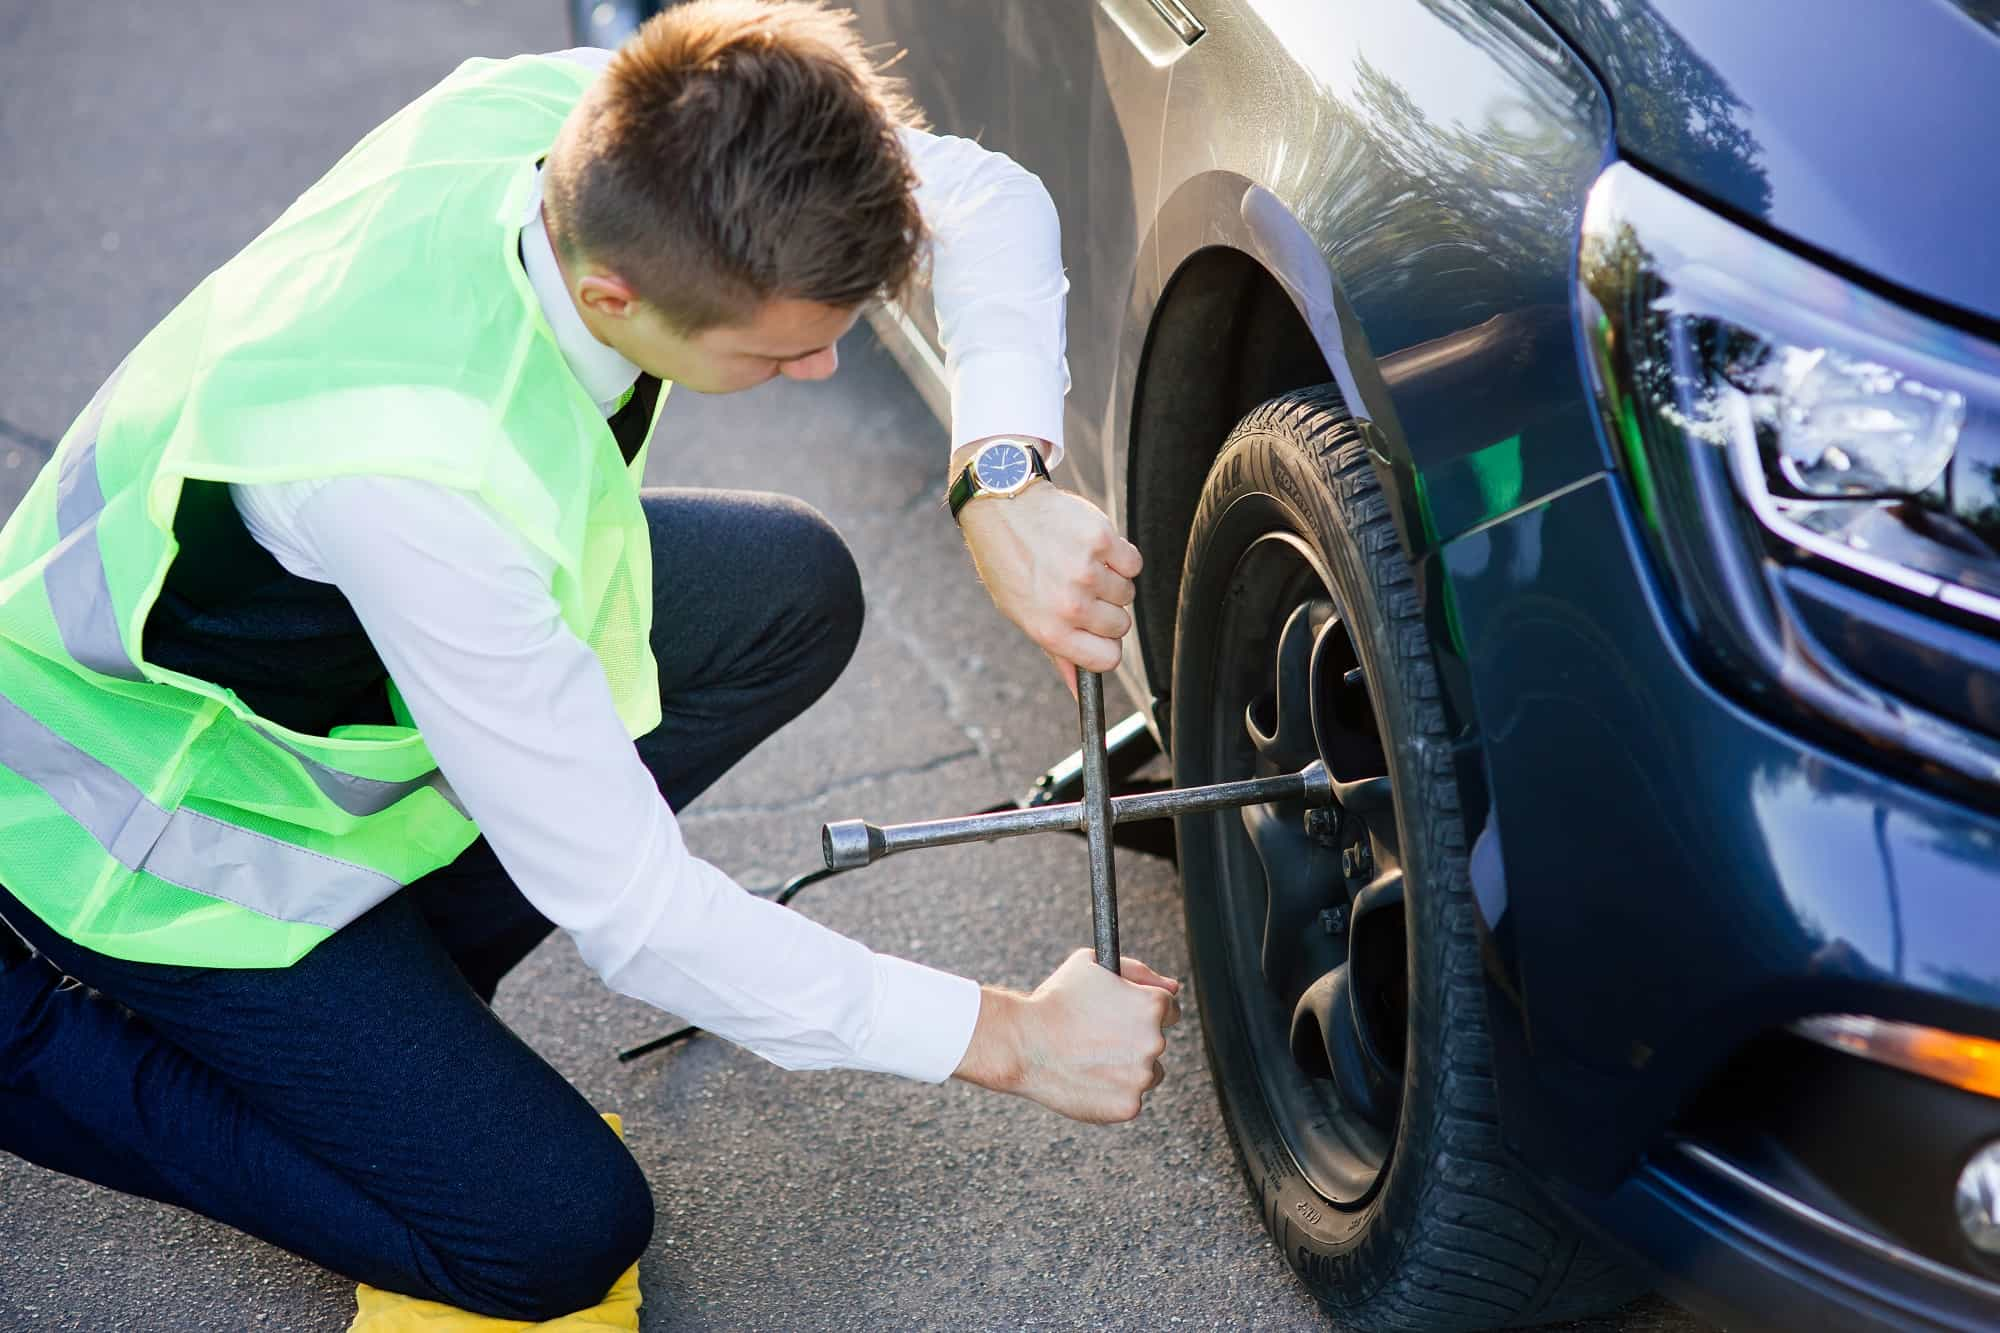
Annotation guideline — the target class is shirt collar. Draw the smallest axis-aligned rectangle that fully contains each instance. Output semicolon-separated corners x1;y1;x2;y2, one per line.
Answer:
520;165;642;416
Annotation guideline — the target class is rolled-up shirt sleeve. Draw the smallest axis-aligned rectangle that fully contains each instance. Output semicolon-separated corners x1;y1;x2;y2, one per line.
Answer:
237;473;982;1082
900;127;1071;464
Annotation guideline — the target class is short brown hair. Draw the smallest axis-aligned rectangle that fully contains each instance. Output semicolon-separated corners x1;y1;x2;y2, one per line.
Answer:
544;0;927;332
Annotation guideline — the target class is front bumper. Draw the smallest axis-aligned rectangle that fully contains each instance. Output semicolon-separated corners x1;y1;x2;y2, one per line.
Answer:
1561;1142;2000;1332
1433;472;2000;1325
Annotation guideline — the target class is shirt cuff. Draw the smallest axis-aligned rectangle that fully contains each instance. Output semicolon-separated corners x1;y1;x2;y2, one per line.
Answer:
851;954;983;1083
949;347;1069;469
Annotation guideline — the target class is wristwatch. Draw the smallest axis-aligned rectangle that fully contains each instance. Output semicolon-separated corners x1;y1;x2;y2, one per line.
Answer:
947;437;1051;520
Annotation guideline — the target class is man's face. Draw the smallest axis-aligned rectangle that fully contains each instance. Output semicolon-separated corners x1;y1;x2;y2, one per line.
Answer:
637;296;861;394
569;261;861;394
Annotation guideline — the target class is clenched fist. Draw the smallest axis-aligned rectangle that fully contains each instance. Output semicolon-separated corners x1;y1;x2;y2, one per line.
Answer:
956;459;1143;696
954;949;1183;1124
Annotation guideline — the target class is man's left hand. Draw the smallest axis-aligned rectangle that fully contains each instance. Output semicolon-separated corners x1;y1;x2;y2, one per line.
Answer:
957;466;1143;697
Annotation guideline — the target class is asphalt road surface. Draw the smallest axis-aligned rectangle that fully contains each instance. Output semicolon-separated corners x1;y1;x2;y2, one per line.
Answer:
0;3;1712;1329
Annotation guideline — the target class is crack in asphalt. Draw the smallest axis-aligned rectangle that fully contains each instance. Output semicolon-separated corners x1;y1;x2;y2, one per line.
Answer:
866;596;1009;786
674;554;1009;824
681;744;985;821
0;417;55;454
892;478;950;522
805;475;955;546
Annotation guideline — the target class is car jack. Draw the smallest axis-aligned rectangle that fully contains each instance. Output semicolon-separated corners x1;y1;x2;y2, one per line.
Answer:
972;706;1178;862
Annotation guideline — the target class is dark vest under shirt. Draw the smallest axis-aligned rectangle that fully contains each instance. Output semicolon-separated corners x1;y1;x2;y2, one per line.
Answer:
142;374;661;736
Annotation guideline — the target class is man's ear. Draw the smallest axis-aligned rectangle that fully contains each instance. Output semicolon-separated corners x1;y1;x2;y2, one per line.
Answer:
576;271;641;321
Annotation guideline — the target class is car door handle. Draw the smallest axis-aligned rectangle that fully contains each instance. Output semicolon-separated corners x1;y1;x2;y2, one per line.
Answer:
1143;0;1205;45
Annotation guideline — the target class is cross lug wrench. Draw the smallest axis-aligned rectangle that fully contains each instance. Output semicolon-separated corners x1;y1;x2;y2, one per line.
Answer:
821;669;1338;974
618;670;1337;1063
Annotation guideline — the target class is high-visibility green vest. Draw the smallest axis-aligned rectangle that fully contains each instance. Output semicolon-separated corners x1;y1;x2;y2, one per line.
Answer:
0;54;664;967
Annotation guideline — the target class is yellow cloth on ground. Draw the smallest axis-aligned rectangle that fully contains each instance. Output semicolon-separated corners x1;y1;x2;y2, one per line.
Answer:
348;1115;641;1332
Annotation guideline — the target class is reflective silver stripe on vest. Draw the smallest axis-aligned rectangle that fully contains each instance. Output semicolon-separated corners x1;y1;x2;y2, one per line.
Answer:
48;364;441;816
46;363;144;682
259;729;443;818
0;691;399;929
426;770;470;819
43;519;144;682
55;439;106;535
54;357;124;531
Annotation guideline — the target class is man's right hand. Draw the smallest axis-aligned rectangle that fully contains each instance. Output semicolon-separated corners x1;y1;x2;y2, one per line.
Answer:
952;948;1182;1123
955;468;1143;700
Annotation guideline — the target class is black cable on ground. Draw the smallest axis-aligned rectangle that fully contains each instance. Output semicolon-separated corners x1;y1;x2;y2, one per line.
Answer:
613;733;1172;1065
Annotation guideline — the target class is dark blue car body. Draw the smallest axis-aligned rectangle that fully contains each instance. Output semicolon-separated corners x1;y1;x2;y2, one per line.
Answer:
585;1;2000;1325
1463;4;2000;1329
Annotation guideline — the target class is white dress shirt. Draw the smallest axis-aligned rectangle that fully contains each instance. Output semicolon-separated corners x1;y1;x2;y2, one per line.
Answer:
227;52;1069;1083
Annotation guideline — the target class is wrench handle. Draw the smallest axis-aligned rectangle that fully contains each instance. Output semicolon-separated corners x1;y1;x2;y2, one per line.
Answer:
1077;669;1120;974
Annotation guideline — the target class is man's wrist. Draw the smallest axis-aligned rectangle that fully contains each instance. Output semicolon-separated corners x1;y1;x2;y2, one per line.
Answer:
948;436;1055;523
952;983;1031;1094
950;434;1053;477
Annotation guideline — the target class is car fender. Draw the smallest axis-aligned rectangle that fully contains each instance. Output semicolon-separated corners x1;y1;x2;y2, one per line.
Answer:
1103;0;1621;1180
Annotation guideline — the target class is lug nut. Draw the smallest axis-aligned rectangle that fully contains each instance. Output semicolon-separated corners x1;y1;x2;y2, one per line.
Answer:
1319;905;1348;936
1958;1141;2000;1256
1305;807;1339;844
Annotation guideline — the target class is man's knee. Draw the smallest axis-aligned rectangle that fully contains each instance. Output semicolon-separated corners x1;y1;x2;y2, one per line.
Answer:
643;488;865;700
442;1126;654;1321
770;497;864;689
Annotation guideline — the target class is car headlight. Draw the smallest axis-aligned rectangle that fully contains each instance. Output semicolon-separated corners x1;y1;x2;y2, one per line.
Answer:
1577;163;2000;799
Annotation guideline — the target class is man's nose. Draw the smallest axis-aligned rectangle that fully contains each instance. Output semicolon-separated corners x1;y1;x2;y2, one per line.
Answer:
780;344;839;382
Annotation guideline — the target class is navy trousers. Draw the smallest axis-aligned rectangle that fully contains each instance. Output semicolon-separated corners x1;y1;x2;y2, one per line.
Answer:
0;489;864;1321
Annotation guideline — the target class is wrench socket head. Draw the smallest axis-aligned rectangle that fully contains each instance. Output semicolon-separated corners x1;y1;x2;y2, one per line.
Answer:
822;819;879;871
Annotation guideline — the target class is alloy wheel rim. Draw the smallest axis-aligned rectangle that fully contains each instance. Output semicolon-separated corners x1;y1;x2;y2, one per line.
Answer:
1202;523;1409;1207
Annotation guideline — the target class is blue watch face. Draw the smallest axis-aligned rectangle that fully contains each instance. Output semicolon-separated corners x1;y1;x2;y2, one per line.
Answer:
974;442;1032;492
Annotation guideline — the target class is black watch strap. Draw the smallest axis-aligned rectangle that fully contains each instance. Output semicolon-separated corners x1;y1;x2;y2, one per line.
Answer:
948;444;1050;520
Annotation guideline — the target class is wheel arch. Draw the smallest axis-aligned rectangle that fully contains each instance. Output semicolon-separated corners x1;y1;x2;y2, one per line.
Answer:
1114;173;1408;744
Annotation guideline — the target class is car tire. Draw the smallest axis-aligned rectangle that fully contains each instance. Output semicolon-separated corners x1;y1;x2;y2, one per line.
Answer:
1171;387;1643;1329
